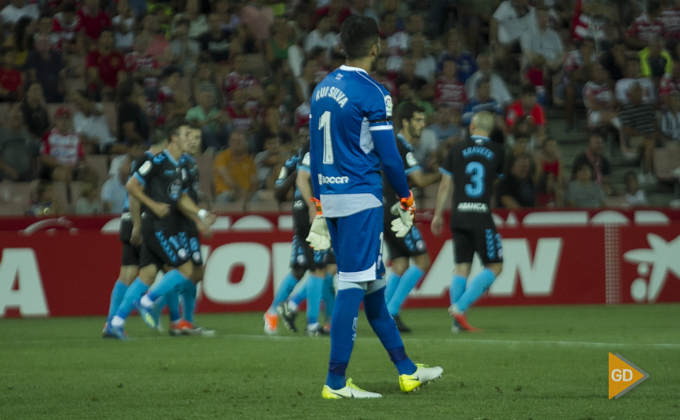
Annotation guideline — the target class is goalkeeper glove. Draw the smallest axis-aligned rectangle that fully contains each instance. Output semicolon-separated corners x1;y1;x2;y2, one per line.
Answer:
390;190;416;238
306;198;331;250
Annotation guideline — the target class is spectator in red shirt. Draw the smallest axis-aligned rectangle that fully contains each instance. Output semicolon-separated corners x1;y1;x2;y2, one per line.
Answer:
659;60;680;105
313;0;352;32
626;0;665;50
506;84;546;144
583;62;620;131
0;47;22;102
434;58;467;110
77;0;111;47
226;89;256;134
39;107;86;182
562;37;597;131
223;53;260;102
53;2;82;54
125;36;161;99
86;27;126;100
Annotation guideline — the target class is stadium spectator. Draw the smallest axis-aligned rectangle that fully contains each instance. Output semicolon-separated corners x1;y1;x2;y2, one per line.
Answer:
615;59;657;105
394;57;429;95
266;16;297;65
465;53;513;107
101;155;130;213
623;170;649;206
25;33;66;103
461;77;504;127
21;82;50;139
112;0;135;52
600;39;627;82
619;82;660;183
662;91;680;141
117;78;150;144
497;154;536;209
251;106;291;154
313;0;352;32
75;181;103;214
662;0;680;39
381;12;408;57
534;138;564;199
659;61;680;106
138;14;171;63
29;180;62;217
567;162;606;208
421;105;462;148
0;105;39;181
536;171;563;208
295;58;318;104
254;135;288;190
226;89;256;134
213;131;258;203
490;0;536;69
524;55;546;106
77;0;111;46
503;134;533;174
639;36;673;80
626;0;665;50
125;36;162;98
304;15;339;56
169;15;201;75
410;34;436;83
39;107;85;182
186;88;230;151
0;47;22;102
520;6;564;72
506;84;546;143
562;37;597;132
183;0;208;39
72;90;118;154
0;0;39;27
215;0;239;33
108;140;145;183
86;27;126;100
5;17;33;67
439;30;477;84
571;0;612;43
223;53;259;102
583;62;621;131
199;13;232;63
52;2;82;54
434;58;467;110
571;133;613;195
350;0;379;23
241;0;275;42
395;83;434;121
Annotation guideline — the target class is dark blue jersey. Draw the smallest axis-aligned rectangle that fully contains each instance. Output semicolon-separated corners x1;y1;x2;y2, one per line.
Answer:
179;153;200;204
133;149;188;219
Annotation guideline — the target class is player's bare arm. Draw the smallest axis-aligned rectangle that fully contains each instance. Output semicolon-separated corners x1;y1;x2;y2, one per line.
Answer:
129;196;142;246
431;173;453;236
408;169;442;189
125;176;170;218
178;193;217;227
296;169;316;223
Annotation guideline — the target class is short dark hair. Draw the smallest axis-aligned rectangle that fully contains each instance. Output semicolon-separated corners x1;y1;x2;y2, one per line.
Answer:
340;15;380;60
397;101;424;126
521;84;536;96
166;117;189;140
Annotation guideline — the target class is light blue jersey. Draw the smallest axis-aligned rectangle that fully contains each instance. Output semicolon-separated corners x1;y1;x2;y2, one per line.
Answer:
310;65;403;218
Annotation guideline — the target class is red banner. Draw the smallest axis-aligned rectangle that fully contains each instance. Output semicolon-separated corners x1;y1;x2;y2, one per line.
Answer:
1;213;680;317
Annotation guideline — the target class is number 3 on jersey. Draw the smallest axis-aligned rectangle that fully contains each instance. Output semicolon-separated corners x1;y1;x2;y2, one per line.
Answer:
465;162;485;198
319;111;333;164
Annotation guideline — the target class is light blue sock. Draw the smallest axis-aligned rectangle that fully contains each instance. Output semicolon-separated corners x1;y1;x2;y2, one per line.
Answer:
449;275;467;306
365;286;416;375
152;295;166;322
268;272;298;314
305;274;324;325
114;278;148;320
455;269;496;312
387;266;424;316
181;282;197;323
322;273;335;318
384;272;400;304
147;270;192;302
291;284;306;306
107;280;128;323
164;291;181;323
326;287;365;389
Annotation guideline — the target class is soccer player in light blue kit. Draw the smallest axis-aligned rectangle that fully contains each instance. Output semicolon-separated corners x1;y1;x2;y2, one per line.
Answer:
307;15;443;398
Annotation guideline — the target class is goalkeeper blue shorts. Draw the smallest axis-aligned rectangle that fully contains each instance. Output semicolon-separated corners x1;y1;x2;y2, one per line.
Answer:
326;206;385;283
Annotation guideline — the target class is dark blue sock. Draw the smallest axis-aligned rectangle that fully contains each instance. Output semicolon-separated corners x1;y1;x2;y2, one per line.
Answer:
384;272;400;304
322;273;335;318
268;272;298;314
107;280;128;324
165;291;181;323
181;282;197;323
306;274;324;325
325;287;365;389
147;270;191;302
114;278;149;320
364;286;416;375
450;275;467;306
387;266;424;316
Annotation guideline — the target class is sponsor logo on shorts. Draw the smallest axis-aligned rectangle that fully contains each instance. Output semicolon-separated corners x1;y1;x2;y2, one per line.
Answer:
318;175;349;185
457;202;489;213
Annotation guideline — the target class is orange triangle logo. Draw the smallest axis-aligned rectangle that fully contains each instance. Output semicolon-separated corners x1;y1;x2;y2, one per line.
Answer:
608;353;649;399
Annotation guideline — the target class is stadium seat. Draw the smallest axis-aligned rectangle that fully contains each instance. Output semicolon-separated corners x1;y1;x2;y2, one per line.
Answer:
0;202;25;215
653;147;680;182
84;155;109;185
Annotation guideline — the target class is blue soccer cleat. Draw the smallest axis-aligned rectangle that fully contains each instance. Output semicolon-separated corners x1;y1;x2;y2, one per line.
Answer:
137;302;159;330
104;323;128;340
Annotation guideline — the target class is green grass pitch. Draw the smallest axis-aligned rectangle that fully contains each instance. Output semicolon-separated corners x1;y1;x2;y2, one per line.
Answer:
1;305;679;419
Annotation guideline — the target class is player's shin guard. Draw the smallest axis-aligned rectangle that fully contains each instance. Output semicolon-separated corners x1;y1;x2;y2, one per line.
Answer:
322;273;335;317
181;282;197;323
364;285;416;376
144;270;192;305
449;275;467;306
384;272;400;305
165;291;181;323
455;269;496;312
269;272;298;314
326;286;365;390
306;274;324;326
107;280;128;324
112;278;149;326
387;266;424;316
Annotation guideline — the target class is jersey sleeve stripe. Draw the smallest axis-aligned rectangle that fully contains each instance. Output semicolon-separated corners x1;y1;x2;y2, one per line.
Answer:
405;166;421;174
134;172;146;185
439;167;453;177
297;166;310;172
369;125;394;131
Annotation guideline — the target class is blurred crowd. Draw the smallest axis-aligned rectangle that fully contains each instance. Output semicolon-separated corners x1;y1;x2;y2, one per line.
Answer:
2;0;680;216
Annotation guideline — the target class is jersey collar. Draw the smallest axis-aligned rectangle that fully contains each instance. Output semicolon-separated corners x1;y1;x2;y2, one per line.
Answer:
470;135;490;143
339;65;368;74
396;133;414;151
163;149;179;166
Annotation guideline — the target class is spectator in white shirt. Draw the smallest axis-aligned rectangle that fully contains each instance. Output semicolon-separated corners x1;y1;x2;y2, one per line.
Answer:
0;0;39;28
465;53;513;106
101;157;130;214
661;92;680;141
520;6;564;71
303;15;338;56
491;0;536;65
409;34;436;83
72;90;117;154
615;59;657;105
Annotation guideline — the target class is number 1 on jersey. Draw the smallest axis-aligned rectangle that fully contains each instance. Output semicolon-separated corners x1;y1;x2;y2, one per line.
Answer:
319;111;333;164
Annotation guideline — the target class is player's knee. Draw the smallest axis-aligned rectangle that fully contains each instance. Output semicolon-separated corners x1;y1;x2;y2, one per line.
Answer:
138;265;157;285
414;254;430;271
291;267;306;281
325;264;337;276
178;261;194;278
391;258;408;276
311;268;325;277
454;263;472;278
190;265;204;283
488;263;503;277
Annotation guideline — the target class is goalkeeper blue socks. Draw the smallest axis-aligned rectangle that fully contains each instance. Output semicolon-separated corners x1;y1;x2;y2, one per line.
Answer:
455;268;496;312
146;270;191;302
107;280;128;323
322;273;335;317
326;287;365;389
306;274;324;325
182;282;197;323
268;272;297;314
384;272;400;304
387;266;424;316
113;278;148;323
449;275;467;306
364;286;416;375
